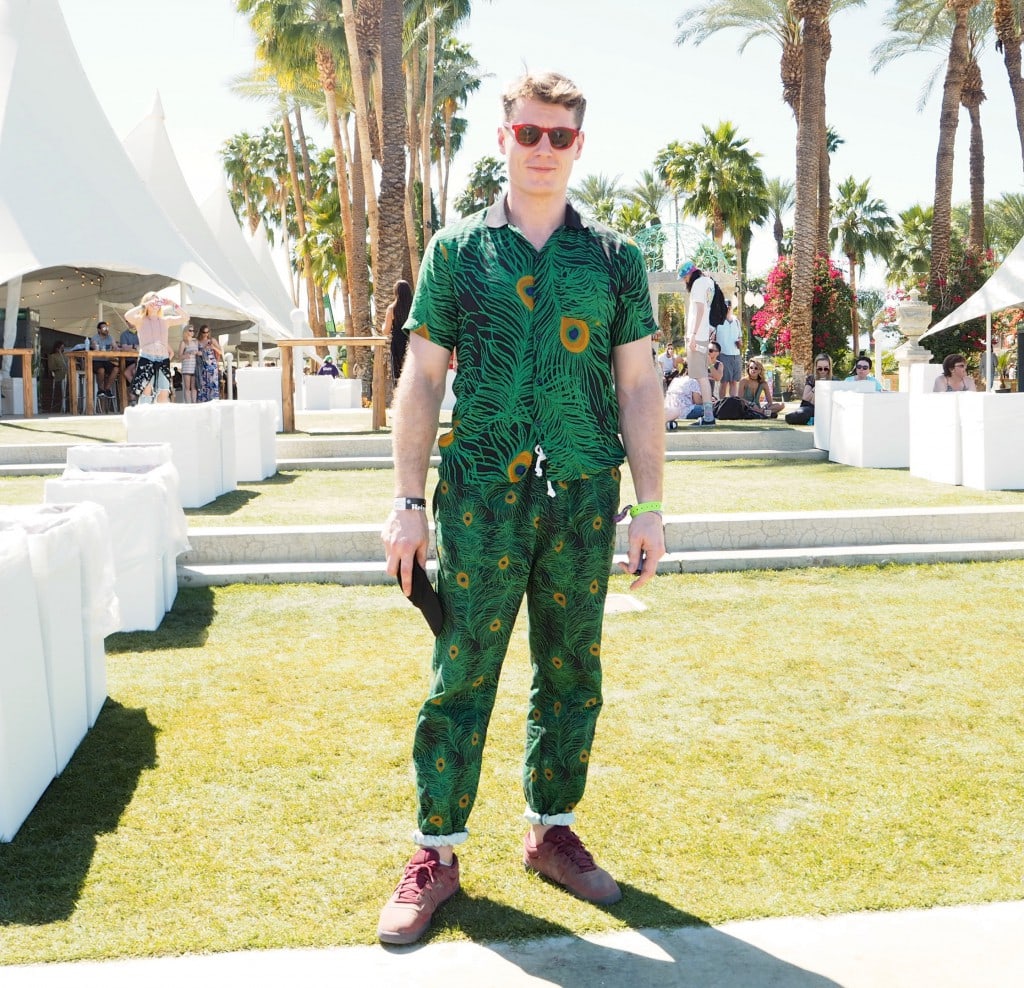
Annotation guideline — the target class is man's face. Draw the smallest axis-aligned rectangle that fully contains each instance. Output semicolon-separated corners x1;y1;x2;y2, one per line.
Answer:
98;324;108;336
498;98;583;201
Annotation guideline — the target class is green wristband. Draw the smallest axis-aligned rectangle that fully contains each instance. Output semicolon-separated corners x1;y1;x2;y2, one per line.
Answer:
629;501;663;518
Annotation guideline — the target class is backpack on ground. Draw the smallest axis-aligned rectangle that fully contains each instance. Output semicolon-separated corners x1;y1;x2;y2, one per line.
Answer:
709;279;729;329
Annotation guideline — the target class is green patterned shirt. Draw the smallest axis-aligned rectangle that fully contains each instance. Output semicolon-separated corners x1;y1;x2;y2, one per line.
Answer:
405;196;657;485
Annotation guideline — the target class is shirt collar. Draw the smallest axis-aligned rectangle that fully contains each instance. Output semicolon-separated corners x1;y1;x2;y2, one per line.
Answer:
484;193;588;231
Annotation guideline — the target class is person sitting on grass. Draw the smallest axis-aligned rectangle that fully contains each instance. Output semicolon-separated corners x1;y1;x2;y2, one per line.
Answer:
664;358;704;429
785;352;832;425
738;358;784;418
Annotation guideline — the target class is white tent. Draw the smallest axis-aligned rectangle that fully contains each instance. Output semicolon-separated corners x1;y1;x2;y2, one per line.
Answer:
922;234;1024;339
0;0;259;344
122;96;295;340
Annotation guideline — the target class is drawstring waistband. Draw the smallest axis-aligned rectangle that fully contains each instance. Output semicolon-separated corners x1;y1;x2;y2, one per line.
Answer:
533;444;556;498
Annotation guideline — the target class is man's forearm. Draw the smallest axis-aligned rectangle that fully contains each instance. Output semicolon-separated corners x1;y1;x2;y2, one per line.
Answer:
392;365;446;498
618;372;664;502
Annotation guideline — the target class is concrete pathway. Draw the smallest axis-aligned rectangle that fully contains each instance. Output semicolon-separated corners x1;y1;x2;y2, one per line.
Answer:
4;900;1022;987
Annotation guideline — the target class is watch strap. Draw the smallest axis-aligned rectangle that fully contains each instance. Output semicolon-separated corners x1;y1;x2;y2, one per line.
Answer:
394;497;427;511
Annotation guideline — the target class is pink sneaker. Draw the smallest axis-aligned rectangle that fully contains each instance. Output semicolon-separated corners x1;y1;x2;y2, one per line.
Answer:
377;848;460;945
523;826;621;905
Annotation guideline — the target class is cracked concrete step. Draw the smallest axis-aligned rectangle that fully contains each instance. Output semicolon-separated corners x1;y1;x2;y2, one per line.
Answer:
178;506;1024;569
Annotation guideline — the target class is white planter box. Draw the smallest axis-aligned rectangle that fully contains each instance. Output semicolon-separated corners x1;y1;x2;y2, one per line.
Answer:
959;392;1024;490
829;392;910;469
0;529;56;841
909;393;963;486
813;380;878;451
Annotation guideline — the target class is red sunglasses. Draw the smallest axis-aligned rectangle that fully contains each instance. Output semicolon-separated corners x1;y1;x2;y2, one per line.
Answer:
505;122;580;150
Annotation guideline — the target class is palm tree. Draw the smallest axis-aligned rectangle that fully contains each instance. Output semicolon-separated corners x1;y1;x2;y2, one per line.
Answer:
765;176;795;256
627;169;670;224
569;173;625;222
431;38;488;228
993;0;1024;167
874;1;990;260
987;191;1024;254
878;0;982;304
453;155;506;216
788;0;832;378
221;131;273;235
377;0;409;311
888;204;934;288
655;121;765;244
829;176;897;354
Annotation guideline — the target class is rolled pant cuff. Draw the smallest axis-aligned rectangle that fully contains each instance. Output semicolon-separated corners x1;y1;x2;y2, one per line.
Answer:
413;828;469;848
523;808;576;827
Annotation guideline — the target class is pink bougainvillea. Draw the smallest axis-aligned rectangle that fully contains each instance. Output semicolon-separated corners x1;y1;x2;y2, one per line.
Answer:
750;254;852;358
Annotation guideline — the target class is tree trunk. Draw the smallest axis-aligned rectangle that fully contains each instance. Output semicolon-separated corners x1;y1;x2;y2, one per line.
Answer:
816;22;832;255
994;0;1024;170
962;57;986;249
788;0;827;380
316;44;367;341
405;55;423;278
930;2;975;302
282;105;324;337
294;104;314;202
848;250;860;356
341;0;381;302
378;0;408;324
421;6;437;250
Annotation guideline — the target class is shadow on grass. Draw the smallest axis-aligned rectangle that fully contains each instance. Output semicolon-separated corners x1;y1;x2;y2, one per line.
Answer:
0;700;158;925
105;586;216;654
408;884;839;986
185;489;261;517
0;421;121;445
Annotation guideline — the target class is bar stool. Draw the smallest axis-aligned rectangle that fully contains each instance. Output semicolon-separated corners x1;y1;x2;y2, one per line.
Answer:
95;389;119;414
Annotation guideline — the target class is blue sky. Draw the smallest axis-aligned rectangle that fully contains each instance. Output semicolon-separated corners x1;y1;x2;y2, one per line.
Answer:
58;0;1024;286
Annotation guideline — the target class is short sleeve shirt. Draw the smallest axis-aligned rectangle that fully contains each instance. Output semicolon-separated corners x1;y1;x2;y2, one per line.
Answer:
91;332;115;351
715;316;741;355
405;196;657;485
686;275;715;344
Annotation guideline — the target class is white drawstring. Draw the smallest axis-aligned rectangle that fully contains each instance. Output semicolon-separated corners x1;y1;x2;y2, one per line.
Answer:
533;444;556;497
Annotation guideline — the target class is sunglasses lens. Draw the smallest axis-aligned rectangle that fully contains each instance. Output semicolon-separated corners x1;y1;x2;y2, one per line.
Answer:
513;125;542;146
548;128;576;149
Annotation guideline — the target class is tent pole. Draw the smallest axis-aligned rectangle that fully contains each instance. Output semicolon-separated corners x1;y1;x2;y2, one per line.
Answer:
986;313;993;391
257;322;264;364
2;277;23;377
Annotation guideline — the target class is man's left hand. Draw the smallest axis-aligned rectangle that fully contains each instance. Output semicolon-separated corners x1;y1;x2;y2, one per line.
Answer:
619;511;665;590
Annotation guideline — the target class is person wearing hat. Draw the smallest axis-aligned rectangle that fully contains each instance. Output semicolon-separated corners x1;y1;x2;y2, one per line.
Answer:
317;353;340;377
677;261;715;425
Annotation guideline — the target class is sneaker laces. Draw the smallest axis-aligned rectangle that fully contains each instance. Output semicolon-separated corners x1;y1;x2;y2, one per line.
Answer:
394;852;443;903
546;827;597;873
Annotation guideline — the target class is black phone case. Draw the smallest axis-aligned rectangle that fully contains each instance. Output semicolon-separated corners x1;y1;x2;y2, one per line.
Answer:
397;559;443;637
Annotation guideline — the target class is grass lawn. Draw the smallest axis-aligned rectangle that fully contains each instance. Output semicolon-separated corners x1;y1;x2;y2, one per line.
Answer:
1;459;1023;527
2;566;1024;964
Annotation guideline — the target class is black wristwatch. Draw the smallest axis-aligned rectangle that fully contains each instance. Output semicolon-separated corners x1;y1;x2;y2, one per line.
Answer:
393;497;427;511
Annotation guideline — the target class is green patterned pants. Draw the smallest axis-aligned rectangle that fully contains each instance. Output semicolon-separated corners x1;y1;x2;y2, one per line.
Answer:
412;465;621;845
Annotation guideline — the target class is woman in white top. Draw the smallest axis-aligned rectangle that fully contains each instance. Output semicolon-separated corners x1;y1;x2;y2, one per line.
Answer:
178;325;199;403
124;292;188;404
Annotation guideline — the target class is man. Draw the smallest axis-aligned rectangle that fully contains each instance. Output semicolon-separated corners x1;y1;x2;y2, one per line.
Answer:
119;321;139;389
714;300;742;398
90;321;118;398
379;71;665;946
658;343;677;386
317;354;340;377
678;262;715;425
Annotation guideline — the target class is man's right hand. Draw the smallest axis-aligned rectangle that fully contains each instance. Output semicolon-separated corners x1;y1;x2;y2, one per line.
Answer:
383;508;429;596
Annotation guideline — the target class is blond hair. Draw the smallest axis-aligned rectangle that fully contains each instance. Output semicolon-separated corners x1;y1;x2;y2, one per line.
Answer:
502;71;587;127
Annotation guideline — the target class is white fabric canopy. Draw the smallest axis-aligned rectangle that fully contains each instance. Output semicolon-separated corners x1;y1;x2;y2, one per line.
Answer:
0;0;256;337
122;96;294;337
922;233;1024;338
